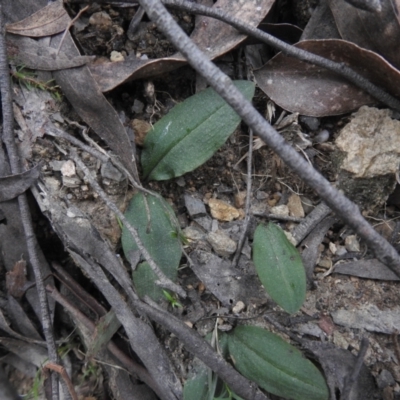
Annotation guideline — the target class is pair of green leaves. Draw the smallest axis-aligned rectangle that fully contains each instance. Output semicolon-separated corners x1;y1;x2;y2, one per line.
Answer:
122;80;255;299
184;326;328;400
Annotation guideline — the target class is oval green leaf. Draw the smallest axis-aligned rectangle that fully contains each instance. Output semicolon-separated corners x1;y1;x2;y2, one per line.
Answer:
253;222;306;313
228;326;329;400
141;80;255;181
121;193;182;301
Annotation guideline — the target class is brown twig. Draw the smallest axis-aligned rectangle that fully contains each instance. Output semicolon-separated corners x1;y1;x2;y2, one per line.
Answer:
0;6;60;398
43;363;78;400
341;337;369;400
232;128;253;267
56;5;89;55
134;297;270;400
47;285;161;396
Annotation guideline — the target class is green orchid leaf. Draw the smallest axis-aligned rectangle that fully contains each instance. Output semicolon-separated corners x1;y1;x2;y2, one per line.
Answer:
141;80;255;181
183;362;210;400
253;222;306;313
228;326;329;400
121;192;181;301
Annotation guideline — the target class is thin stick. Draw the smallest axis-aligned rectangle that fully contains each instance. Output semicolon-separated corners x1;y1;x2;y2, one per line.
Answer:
134;297;270;400
56;5;89;55
160;0;400;111
47;285;161;396
341;337;369;400
138;0;400;278
70;150;186;298
232;129;253;267
252;212;304;223
0;6;60;398
43;363;78;400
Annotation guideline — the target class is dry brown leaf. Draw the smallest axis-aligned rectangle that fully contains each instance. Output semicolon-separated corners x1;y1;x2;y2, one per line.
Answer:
328;0;400;69
254;39;400;116
90;0;274;92
6;0;69;37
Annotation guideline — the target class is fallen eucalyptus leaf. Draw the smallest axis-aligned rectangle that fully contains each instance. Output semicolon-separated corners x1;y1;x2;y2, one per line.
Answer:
0;164;40;202
254;39;400;116
228;326;329;400
253;222;306;314
141;80;255;181
7;35;95;71
121;193;182;301
6;0;69;37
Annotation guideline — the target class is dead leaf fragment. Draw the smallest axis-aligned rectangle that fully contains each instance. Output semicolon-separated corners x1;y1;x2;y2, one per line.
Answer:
6;260;28;298
208;198;240;221
6;0;69;37
0;165;40;202
90;0;274;92
7;35;95;71
254;39;400;116
328;0;400;69
336;106;400;178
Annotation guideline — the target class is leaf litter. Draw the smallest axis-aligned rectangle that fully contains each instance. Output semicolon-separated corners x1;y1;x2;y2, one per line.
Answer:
3;0;400;399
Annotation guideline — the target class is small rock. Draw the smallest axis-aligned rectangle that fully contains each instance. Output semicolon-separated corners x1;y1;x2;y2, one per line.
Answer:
267;192;281;207
377;370;396;389
335;245;347;257
101;161;124;182
234;191;246;208
62;176;81;188
51;112;64;124
255;191;268;200
314;129;330;143
345;235;360;252
176;177;185;187
61;160;76;177
43;176;60;192
131;119;152;146
287;193;305;218
89;11;112;29
207;230;237;257
232;301;245;314
183;226;205;241
211;219;219;232
184;194;207;218
208;198;240;221
217;323;233;332
318;258;332;269
131;99;144;114
270;204;289;216
49;160;65;171
194;216;212;231
329;242;337;255
110;51;124;62
300;115;320;131
250;201;267;214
